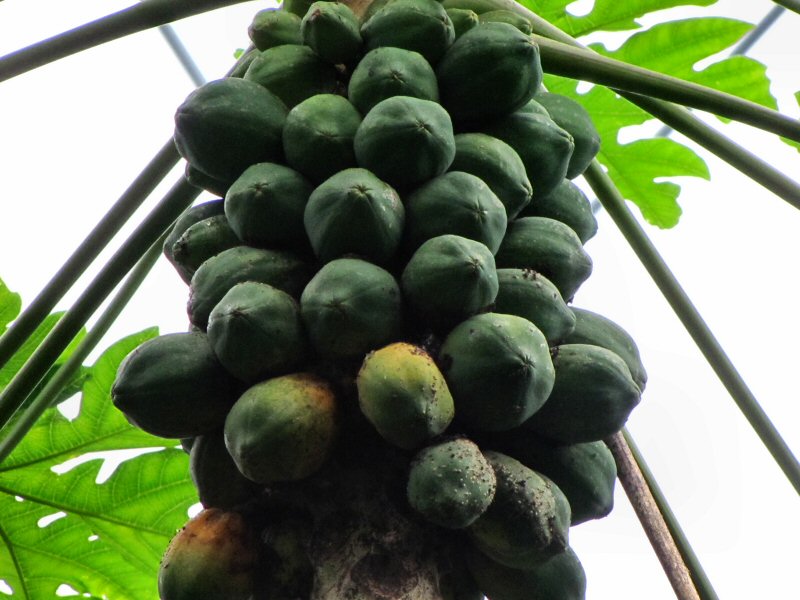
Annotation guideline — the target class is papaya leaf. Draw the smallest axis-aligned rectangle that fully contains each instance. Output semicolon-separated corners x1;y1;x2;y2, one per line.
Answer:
0;328;197;600
0;278;22;334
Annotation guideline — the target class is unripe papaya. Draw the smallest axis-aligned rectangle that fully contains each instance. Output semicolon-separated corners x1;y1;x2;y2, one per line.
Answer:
446;8;479;38
248;9;302;50
174;78;287;182
184;164;232;197
481;99;574;198
440;0;501;13
300;258;403;360
494;217;592;302
519;178;598;244
207;281;308;382
189;429;261;510
361;0;455;65
303;168;404;264
347;47;439;115
170;214;240;283
468;451;570;569
450;133;532;220
525;344;642;443
224;373;338;483
188;246;313;329
493;269;576;346
534;91;600;179
301;1;362;64
407;437;496;528
401;235;498;327
436;22;541;123
478;9;532;34
439;313;554;431
223;162;314;250
354;95;455;190
159;509;259;600
466;545;587;600
228;47;259;79
163;199;224;281
244;44;338;109
403;171;507;255
565;307;648;391
111;332;239;438
357;342;454;449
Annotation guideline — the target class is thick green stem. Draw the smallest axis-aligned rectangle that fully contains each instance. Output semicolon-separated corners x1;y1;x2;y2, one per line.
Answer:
0;231;168;466
535;36;800;143
0;178;199;430
0;139;179;371
622;430;720;600
0;0;251;82
584;161;800;494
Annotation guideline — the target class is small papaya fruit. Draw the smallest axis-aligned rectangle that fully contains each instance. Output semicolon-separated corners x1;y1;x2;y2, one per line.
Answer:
189;429;261;510
493;268;576;346
534;91;600;179
525;344;642;443
248;9;302;50
407;437;496;529
494;217;592;302
159;509;259;600
184;164;233;197
347;47;439;115
357;342;454;449
446;7;479;38
170;214;240;283
224;373;338;483
478;9;532;34
163;199;224;280
440;0;501;13
301;1;362;64
354;95;455;190
519;178;598;244
439;313;554;431
300;258;403;360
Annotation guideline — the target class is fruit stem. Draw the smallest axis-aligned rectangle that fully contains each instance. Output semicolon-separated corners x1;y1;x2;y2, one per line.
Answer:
605;432;701;600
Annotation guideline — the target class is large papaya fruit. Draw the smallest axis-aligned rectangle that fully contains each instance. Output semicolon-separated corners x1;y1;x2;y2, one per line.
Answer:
534;91;600;179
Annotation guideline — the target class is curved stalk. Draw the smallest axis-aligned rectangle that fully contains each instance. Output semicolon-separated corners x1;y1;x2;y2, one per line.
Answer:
535;36;800;143
0;0;251;83
0;139;179;371
0;231;168;465
584;161;800;494
0;178;200;430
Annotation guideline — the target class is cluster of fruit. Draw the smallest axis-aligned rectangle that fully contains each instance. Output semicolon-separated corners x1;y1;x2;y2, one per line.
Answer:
110;0;648;598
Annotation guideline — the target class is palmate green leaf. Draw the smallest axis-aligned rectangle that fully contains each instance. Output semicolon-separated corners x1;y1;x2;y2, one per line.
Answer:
0;328;198;600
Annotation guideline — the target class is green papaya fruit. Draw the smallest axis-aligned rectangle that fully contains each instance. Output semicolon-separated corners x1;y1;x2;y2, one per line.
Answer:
170;215;240;283
223;162;314;250
159;509;259;600
282;0;328;18
466;545;587;600
519;178;598;244
174;78;287;182
450;133;532;219
478;9;532;34
300;258;403;360
534;91;600;179
303;168;405;264
468;451;570;569
446;7;479;38
301;1;362;64
436;22;541;123
282;94;362;184
361;0;455;65
401;235;498;327
494;217;592;302
525;344;642;443
248;9;302;50
189;429;261;510
111;332;239;438
207;281;308;382
493;269;576;346
224;373;338;483
184;163;233;197
228;47;260;79
439;0;502;14
347;47;439;115
565;307;648;391
481;99;574;198
244;44;338;108
439;313;554;431
407;437;496;529
188;246;313;329
357;342;454;449
403;171;507;255
354;95;455;190
163;199;224;276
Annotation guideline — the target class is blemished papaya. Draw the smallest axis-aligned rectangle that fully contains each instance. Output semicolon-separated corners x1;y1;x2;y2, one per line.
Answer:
534;91;601;179
301;1;362;64
519;178;598;244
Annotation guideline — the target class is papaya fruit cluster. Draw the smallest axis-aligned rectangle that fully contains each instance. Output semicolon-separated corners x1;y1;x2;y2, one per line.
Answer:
110;1;649;598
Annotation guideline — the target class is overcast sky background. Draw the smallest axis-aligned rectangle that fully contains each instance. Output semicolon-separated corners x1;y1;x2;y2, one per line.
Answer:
0;1;798;599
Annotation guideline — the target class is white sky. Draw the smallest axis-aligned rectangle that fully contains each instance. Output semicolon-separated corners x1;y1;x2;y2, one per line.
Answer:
0;1;798;599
